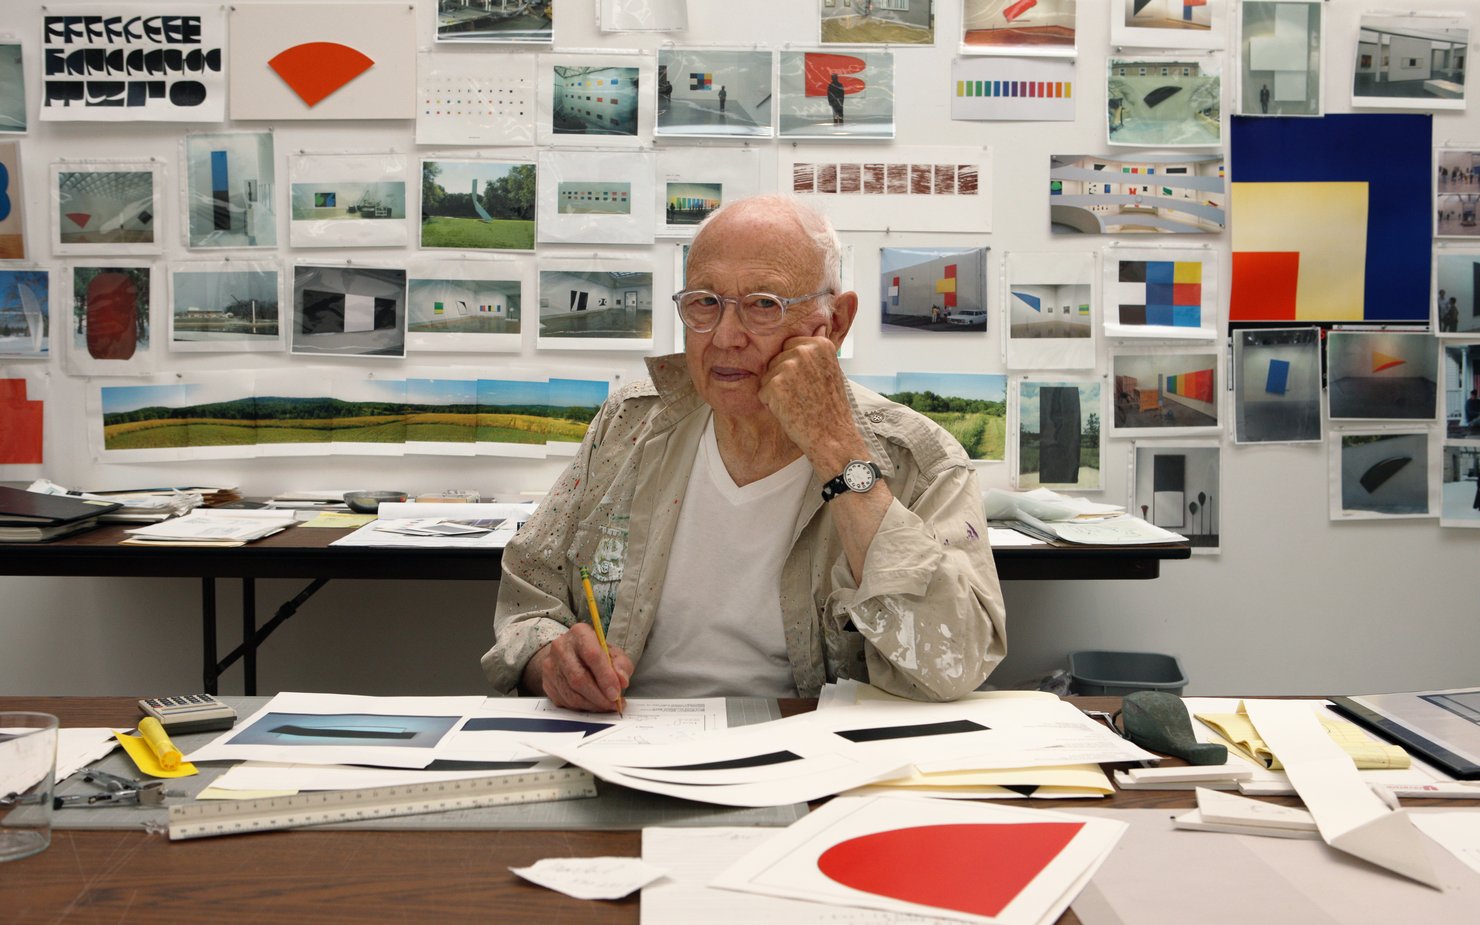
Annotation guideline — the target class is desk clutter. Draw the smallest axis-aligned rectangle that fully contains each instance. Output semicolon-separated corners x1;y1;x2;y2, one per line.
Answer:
30;687;1480;923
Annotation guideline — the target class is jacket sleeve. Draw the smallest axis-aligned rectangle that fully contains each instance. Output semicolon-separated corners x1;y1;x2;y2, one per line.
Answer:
824;462;1006;701
480;407;612;695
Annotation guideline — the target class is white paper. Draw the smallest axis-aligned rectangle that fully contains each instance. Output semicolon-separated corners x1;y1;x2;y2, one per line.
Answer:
1411;812;1480;877
512;856;666;900
1102;246;1219;341
655;48;774;139
536;262;655;352
124;509;297;542
1003;251;1096;371
537;52;655;148
416;52;536;147
1242;699;1444;887
289;155;408;249
537;149;655;245
405;258;529;355
55;728;117;781
52;161;164;257
951;57;1077;122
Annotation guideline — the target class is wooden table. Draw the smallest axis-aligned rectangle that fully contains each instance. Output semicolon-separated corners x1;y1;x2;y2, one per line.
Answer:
5;694;1382;925
0;525;1188;695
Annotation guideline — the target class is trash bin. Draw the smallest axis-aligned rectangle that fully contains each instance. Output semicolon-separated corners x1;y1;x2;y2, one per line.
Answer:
1068;650;1187;696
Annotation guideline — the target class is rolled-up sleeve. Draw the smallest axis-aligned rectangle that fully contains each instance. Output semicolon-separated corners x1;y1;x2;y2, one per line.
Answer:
825;463;1006;701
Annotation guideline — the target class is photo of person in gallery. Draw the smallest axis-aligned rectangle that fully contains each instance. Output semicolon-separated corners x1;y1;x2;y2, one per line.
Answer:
483;195;1006;710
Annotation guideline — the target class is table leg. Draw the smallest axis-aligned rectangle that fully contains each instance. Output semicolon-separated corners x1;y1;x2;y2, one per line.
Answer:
243;578;257;696
202;577;218;695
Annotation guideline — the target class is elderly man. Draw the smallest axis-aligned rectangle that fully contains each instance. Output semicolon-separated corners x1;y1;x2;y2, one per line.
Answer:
482;195;1005;711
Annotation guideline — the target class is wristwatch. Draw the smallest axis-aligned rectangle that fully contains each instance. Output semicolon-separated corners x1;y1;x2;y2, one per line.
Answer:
821;460;882;503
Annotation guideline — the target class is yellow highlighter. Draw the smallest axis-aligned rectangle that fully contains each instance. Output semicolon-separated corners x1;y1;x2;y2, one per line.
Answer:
138;716;183;771
579;566;625;718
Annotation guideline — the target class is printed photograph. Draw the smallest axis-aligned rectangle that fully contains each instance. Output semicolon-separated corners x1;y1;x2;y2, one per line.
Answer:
665;182;721;226
229;712;460;748
820;0;934;46
417;54;536;147
420;160;536;250
1239;0;1322;116
657;49;773;138
169;266;280;352
1123;0;1214;32
0;141;24;259
1016;379;1102;490
291;265;407;358
1107;57;1220;146
1436;149;1480;240
436;0;553;43
332;376;406;448
477;377;554;448
1233;327;1321;444
408;277;521;335
553;65;639;136
538;269;653;346
290;182;406;222
55;167;158;249
1008;281;1090;339
101;379;260;452
1133;444;1220;550
879;247;988;331
0;43;24;133
1049;153;1225;234
73;265;150;362
1435;251;1480;333
544;378;609;446
951;56;1076;122
1105;252;1217;339
1334;432;1429;519
289;154;409;248
887;371;1006;461
0;269;48;358
1444;344;1480;439
558;181;632;215
1110;351;1220;434
184;132;277;248
1326;331;1437;421
1353;14;1468;109
406;377;478;450
962;0;1076;54
1440;443;1480;527
778;50;895;139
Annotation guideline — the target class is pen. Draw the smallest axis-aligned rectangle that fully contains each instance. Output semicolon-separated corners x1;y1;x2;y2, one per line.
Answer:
579;566;624;717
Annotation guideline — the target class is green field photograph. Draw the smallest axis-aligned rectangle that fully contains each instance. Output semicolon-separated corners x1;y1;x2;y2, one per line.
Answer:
888;372;1007;462
421;160;536;251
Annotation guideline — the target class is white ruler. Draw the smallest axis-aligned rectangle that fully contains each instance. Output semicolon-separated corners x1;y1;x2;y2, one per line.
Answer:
167;768;598;840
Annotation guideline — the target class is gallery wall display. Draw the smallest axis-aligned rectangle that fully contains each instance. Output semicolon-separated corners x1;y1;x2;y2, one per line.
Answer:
1232;327;1321;445
819;0;934;46
1102;246;1218;341
854;370;1007;461
1440;442;1480;527
182;132;276;249
290;264;408;359
437;0;554;43
778;50;896;140
288;154;409;249
600;0;686;33
405;256;529;354
1435;250;1480;335
1132;441;1220;552
537;263;654;351
420;159;536;252
951;56;1076;122
40;5;226;122
1048;152;1225;235
1237;0;1323;117
1109;349;1221;437
656;48;774;139
1111;0;1225;51
1330;430;1432;520
537;53;655;147
962;0;1077;56
1352;13;1468;111
1003;250;1095;370
1325;331;1438;422
537;149;655;245
1106;56;1221;147
783;145;990;233
51;161;164;256
656;146;761;238
879;247;989;333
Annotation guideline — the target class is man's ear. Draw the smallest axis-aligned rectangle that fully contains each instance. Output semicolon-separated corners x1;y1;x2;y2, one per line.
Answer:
828;291;858;349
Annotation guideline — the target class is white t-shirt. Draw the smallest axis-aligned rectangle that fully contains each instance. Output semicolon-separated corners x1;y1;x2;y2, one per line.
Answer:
626;416;812;698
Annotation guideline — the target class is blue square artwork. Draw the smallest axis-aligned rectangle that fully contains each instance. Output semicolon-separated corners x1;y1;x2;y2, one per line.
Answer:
1265;358;1290;395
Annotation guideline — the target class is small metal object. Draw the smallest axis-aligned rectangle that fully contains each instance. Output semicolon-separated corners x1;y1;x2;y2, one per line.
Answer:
1118;691;1228;766
54;767;168;809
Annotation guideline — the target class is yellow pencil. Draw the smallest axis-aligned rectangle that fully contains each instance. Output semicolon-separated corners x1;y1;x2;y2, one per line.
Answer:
579;567;624;717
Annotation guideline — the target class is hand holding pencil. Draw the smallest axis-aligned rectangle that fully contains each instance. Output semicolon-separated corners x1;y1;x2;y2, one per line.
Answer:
580;567;625;717
518;570;632;713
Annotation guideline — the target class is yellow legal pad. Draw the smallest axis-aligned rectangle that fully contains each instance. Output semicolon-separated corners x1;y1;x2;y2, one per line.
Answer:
1194;705;1410;770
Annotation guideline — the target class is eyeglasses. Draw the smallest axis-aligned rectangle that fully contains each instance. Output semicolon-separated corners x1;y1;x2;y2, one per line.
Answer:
672;288;833;335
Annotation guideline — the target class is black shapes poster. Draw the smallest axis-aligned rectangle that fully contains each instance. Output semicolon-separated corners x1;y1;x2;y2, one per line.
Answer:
40;5;226;122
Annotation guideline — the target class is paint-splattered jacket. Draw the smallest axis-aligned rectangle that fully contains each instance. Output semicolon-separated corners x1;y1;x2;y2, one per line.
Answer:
482;354;1007;701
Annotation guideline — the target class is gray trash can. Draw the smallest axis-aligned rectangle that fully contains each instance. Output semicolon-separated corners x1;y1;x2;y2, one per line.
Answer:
1069;650;1187;696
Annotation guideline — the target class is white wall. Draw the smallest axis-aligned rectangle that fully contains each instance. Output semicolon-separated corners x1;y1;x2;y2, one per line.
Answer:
3;0;1479;698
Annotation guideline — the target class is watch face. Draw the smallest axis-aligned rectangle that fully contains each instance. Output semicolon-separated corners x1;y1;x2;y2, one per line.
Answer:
842;461;876;492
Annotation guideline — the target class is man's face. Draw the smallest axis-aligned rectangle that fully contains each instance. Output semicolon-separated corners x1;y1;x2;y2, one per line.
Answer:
682;209;837;420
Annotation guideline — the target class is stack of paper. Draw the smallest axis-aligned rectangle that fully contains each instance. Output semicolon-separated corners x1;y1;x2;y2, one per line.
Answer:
27;479;206;523
122;509;299;546
332;502;537;549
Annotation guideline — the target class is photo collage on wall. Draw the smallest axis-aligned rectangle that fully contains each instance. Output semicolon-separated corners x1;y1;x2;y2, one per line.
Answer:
0;0;1473;547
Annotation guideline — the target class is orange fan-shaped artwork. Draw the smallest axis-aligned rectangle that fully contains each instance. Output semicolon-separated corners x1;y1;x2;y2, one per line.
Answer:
268;42;375;108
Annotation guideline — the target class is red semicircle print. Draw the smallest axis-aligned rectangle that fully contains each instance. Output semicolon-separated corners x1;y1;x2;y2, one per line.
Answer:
816;822;1083;918
267;42;375;108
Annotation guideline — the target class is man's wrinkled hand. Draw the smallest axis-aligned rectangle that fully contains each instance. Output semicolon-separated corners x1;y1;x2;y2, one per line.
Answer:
522;623;633;712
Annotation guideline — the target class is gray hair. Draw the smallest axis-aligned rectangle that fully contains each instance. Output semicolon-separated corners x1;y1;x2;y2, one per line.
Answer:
690;195;843;294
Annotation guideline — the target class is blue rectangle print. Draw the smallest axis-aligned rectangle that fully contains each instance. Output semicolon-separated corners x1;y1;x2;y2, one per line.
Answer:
1265;358;1290;395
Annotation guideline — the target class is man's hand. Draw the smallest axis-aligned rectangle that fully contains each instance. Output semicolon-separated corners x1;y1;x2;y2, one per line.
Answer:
522;624;633;712
757;329;863;473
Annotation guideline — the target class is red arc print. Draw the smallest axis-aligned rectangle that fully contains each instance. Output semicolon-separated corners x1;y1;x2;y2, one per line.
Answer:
816;822;1083;917
803;53;867;97
268;42;375;108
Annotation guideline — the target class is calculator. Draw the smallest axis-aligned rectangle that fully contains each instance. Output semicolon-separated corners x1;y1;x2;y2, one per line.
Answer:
138;694;238;734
